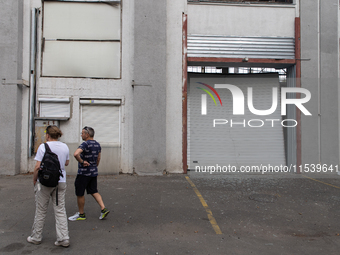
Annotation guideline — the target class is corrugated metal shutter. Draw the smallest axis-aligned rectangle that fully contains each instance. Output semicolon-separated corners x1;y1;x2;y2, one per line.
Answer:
187;35;295;59
81;103;121;174
39;97;71;118
188;74;286;169
81;104;120;146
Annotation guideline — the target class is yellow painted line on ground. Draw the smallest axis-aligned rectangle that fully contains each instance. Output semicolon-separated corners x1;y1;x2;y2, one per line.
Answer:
185;176;222;235
302;175;340;189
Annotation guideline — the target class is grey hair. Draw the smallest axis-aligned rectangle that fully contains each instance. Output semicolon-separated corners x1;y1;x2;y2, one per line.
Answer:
83;126;95;137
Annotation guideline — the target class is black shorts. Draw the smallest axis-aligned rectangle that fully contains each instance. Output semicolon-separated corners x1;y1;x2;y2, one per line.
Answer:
75;175;98;196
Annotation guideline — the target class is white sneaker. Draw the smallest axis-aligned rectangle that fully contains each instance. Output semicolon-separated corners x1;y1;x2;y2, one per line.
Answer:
27;236;41;245
68;212;86;221
99;208;110;220
54;239;70;247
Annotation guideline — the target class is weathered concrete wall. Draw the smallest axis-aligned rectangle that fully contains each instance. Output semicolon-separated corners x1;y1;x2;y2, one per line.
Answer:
20;0;134;174
8;0;332;176
133;0;167;175
166;0;187;173
188;3;296;37
301;0;339;165
319;0;339;165
0;1;23;175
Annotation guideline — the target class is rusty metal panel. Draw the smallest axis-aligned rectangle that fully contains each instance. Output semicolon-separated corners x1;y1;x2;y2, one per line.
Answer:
286;66;297;169
295;17;301;172
34;120;60;153
187;35;295;59
183;13;188;174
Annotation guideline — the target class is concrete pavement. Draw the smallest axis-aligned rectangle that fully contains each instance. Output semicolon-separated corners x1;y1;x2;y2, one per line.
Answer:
1;171;340;254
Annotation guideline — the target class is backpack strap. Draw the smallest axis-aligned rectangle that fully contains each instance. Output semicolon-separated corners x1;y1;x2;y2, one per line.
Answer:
40;143;51;165
44;142;52;153
44;143;61;205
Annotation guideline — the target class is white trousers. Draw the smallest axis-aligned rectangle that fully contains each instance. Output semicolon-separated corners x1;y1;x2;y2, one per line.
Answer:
30;182;69;242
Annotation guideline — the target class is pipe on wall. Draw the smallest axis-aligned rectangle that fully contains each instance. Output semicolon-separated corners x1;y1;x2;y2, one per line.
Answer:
29;8;38;157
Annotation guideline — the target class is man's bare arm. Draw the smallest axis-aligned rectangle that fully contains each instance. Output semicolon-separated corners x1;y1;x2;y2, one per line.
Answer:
97;152;101;167
74;148;89;166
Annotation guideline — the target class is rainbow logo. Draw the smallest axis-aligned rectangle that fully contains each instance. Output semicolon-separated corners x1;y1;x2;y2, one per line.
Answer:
196;82;223;106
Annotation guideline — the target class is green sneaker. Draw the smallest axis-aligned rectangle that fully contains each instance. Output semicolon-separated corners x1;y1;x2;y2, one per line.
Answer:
99;208;110;220
68;212;86;221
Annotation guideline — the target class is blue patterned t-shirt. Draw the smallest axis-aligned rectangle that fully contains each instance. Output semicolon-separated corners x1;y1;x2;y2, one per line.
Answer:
77;140;101;177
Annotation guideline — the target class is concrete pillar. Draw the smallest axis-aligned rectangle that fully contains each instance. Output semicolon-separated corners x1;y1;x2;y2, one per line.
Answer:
133;0;167;174
300;0;339;165
0;0;23;175
165;0;187;173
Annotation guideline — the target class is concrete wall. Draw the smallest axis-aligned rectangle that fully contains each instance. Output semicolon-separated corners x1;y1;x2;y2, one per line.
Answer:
188;3;297;37
301;0;339;165
166;0;187;173
133;0;167;175
18;0;178;175
20;0;134;174
6;0;336;176
0;0;23;175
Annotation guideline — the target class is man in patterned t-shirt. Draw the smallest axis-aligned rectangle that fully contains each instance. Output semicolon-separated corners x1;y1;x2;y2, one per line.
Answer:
68;126;110;221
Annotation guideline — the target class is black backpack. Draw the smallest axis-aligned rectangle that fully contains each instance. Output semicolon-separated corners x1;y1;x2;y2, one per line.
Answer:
38;143;63;205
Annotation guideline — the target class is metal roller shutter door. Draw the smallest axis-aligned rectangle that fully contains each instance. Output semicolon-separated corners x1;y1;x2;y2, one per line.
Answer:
81;104;121;174
188;74;286;170
81;104;120;146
